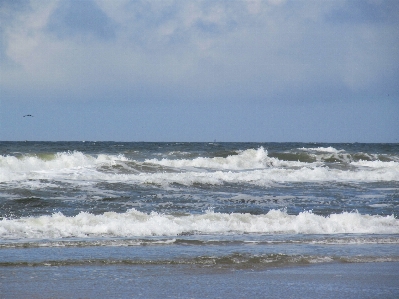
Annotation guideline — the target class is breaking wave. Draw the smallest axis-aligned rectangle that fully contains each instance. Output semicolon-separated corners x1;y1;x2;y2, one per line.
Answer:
1;147;399;185
1;209;398;240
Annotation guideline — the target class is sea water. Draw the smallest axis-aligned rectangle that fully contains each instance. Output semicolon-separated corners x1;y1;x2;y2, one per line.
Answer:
1;142;398;298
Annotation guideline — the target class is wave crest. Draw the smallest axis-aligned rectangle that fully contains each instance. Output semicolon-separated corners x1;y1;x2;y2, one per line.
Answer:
1;209;398;239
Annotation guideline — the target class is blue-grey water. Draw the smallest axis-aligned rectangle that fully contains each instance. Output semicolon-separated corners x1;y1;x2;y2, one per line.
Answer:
1;142;399;298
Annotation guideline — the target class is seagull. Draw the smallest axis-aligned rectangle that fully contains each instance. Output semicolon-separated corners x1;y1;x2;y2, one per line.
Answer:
23;114;33;117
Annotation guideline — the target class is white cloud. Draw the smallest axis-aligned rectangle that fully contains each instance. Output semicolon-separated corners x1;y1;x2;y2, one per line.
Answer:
1;0;398;101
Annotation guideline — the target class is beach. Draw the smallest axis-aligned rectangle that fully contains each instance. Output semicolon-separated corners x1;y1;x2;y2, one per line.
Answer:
2;262;399;298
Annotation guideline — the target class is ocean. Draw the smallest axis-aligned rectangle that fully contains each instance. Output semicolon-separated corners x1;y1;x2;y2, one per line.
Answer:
1;142;398;298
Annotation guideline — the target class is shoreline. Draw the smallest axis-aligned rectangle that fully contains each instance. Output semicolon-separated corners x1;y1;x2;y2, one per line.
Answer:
2;261;399;298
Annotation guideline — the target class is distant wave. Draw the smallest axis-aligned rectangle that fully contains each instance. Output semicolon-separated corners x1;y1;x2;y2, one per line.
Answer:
144;147;285;169
299;146;344;153
1;148;399;184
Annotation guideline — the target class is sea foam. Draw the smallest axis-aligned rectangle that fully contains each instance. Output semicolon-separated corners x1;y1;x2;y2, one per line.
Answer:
299;147;344;153
1;209;398;239
1;148;399;185
144;147;287;170
0;152;125;182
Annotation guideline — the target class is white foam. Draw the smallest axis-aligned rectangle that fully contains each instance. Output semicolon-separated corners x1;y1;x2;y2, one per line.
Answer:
351;160;399;168
2;164;399;188
369;204;392;208
1;148;399;185
0;152;127;182
144;147;305;170
299;147;344;153
1;209;398;239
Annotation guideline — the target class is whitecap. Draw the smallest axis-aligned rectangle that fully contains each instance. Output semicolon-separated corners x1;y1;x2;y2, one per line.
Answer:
1;209;398;239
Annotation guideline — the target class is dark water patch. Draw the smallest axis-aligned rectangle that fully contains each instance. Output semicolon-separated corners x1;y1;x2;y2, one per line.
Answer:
14;197;44;205
377;154;398;162
351;153;374;161
2;253;399;269
100;196;131;202
0;253;331;268
208;150;239;158
323;155;346;163
0;196;63;219
269;152;316;163
99;161;180;174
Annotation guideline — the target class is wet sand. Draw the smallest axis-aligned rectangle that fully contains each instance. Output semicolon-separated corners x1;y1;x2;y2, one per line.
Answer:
2;262;399;298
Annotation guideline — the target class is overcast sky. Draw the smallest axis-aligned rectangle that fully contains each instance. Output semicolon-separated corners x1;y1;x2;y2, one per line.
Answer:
1;0;398;142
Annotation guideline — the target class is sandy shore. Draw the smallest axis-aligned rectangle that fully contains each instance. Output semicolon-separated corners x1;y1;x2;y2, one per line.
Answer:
2;262;399;298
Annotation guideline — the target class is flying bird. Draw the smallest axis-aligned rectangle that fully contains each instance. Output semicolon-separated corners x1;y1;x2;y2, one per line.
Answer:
23;115;33;117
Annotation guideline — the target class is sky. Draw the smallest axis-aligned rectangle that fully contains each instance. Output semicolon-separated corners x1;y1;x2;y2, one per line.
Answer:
0;0;398;142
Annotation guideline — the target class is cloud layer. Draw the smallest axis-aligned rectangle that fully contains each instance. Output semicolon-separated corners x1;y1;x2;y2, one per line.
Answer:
1;0;398;141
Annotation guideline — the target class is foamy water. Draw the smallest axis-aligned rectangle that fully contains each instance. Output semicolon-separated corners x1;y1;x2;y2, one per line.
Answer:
0;142;398;272
1;146;398;186
1;209;398;240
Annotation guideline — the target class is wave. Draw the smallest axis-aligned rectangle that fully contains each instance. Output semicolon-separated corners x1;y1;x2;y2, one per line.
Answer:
1;209;398;240
298;146;399;163
144;147;293;170
299;146;345;153
1;148;399;184
3;165;398;188
0;151;127;182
